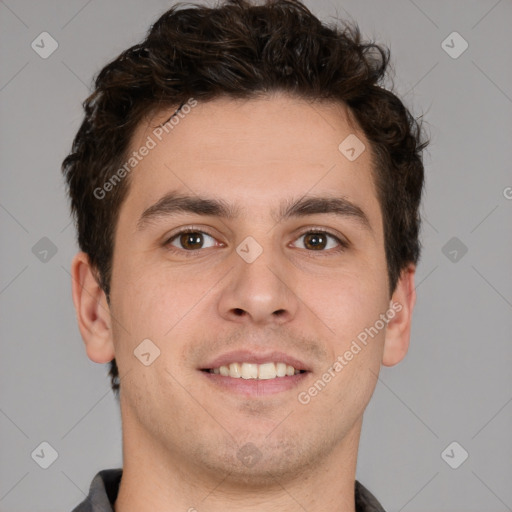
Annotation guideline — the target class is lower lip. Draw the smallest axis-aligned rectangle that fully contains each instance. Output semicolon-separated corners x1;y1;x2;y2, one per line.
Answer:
200;370;310;396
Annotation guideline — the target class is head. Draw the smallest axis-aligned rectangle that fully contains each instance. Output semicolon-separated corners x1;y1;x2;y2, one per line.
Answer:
63;0;427;483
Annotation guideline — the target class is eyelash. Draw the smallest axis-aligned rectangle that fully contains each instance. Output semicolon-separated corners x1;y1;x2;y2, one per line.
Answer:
163;226;349;256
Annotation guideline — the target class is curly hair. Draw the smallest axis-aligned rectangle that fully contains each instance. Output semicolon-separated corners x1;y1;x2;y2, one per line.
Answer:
62;0;428;399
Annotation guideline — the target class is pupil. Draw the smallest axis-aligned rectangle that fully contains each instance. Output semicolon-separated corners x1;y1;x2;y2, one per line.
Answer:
306;233;326;250
182;232;202;249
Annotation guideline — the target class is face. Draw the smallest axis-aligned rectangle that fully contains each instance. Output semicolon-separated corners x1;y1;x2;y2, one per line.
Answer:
79;92;413;485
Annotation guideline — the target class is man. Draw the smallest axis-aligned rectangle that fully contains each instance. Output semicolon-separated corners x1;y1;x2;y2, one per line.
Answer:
62;0;427;510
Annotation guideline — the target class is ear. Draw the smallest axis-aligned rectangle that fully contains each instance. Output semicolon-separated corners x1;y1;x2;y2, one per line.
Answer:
70;251;115;364
382;264;416;367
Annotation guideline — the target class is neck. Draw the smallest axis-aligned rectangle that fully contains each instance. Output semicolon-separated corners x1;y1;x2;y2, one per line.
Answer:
114;422;361;511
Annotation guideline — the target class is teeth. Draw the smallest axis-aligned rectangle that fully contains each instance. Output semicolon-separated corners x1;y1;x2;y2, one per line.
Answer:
229;362;242;378
276;362;287;377
240;363;258;379
257;362;276;380
209;362;304;379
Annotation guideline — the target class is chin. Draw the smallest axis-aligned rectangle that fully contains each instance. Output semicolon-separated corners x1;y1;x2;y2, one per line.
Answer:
188;429;323;487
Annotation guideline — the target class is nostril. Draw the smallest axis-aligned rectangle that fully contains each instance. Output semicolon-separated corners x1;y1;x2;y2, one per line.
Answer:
233;308;245;316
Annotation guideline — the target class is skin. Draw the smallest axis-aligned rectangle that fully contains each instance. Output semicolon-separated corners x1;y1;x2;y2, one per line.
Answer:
71;91;416;512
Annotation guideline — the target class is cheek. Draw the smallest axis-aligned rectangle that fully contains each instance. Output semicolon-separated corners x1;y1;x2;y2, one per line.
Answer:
303;268;389;346
119;349;197;445
116;263;220;340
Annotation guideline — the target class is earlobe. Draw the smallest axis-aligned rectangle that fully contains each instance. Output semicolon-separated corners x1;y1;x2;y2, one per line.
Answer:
70;251;115;364
382;264;416;367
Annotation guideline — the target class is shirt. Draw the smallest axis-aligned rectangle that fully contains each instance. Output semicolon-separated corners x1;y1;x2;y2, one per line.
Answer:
71;468;386;512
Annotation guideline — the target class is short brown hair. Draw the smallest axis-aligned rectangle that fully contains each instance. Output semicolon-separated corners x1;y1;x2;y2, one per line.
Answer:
62;0;428;398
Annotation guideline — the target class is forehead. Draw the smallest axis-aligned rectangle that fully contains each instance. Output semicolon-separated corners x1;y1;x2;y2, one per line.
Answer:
120;92;381;229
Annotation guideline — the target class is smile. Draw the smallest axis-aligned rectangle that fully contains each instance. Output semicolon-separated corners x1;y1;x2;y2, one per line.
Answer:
203;361;307;380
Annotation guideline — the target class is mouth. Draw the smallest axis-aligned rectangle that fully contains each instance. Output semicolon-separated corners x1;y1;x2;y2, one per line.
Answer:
201;362;307;380
199;351;311;396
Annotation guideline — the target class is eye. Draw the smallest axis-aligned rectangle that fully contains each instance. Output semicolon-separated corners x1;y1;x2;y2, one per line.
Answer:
163;227;348;255
165;229;219;251
292;230;347;252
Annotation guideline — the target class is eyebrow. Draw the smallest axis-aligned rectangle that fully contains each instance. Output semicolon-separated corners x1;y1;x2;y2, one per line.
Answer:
136;191;372;233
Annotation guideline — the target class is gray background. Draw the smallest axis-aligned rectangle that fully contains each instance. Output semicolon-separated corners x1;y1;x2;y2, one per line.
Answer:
1;0;511;511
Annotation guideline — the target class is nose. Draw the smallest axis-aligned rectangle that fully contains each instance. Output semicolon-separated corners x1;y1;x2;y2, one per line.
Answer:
217;241;299;326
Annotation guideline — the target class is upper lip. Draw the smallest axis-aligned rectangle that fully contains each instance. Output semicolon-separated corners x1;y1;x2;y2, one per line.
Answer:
200;350;311;372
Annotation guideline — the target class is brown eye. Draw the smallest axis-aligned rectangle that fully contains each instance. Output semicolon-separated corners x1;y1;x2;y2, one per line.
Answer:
167;230;217;251
303;232;328;250
178;232;203;250
294;230;345;252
